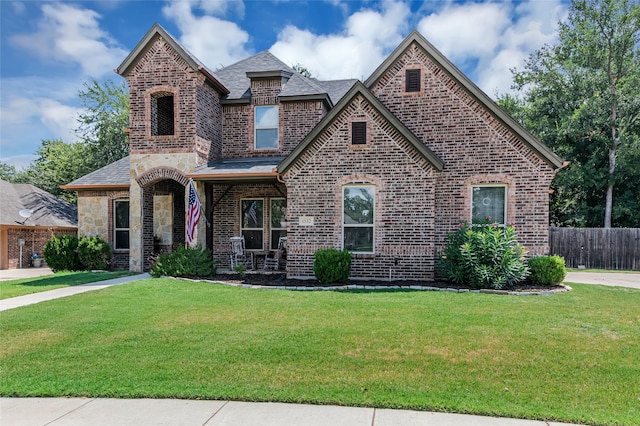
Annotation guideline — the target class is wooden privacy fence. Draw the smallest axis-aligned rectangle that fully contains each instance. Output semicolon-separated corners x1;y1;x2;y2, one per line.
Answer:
549;227;640;270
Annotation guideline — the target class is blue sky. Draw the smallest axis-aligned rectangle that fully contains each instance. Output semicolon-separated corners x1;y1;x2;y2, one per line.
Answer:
0;0;568;169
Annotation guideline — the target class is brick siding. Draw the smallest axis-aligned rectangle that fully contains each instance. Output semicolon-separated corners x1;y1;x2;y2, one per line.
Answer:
369;42;555;260
283;93;438;280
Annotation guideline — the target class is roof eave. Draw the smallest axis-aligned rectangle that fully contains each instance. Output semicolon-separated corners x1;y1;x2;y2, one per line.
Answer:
60;184;130;191
187;172;281;182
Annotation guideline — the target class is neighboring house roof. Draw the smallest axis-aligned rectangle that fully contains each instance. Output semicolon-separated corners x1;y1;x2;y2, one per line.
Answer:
116;23;229;95
61;156;130;191
365;30;564;169
278;81;445;174
188;157;285;182
0;179;77;228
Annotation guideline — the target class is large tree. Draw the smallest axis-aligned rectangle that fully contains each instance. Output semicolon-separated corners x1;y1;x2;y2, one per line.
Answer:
506;0;640;228
24;140;92;203
76;79;130;170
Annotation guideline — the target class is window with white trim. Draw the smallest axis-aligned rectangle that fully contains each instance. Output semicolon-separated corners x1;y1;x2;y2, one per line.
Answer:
471;185;507;225
343;185;374;253
270;198;287;250
241;199;264;249
114;200;130;250
254;106;279;149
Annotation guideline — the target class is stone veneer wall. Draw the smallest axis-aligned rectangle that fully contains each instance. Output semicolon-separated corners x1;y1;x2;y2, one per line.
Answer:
128;153;199;272
283;93;438;280
77;190;130;270
369;42;556;258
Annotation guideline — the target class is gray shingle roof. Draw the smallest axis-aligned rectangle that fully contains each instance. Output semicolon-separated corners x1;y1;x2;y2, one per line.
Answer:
62;156;130;189
0;179;77;228
214;50;358;105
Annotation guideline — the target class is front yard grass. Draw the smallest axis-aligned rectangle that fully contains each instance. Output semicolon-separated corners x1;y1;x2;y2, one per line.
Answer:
1;279;638;425
0;271;133;299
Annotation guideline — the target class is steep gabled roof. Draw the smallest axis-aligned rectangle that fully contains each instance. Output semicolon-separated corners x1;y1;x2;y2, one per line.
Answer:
61;156;130;191
116;23;229;95
0;180;77;228
365;30;564;169
278;81;444;174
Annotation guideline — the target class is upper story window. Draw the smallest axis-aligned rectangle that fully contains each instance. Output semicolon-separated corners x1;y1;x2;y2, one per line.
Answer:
343;185;375;253
255;105;279;150
471;185;507;226
114;199;130;250
405;69;421;93
351;122;367;145
151;92;174;136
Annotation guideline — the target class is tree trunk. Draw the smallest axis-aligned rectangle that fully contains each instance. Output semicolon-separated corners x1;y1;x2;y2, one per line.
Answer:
604;143;617;229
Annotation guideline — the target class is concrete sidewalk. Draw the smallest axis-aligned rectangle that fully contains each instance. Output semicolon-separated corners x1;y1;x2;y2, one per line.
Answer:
0;398;583;426
0;273;150;312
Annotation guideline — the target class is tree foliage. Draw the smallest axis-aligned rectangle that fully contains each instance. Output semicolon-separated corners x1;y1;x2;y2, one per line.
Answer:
76;79;130;170
14;79;129;203
24;140;92;203
501;0;640;227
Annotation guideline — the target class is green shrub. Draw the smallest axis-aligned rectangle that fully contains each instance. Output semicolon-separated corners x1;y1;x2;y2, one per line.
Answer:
527;255;567;286
150;245;217;278
313;248;352;284
437;221;529;289
44;235;81;272
77;236;112;270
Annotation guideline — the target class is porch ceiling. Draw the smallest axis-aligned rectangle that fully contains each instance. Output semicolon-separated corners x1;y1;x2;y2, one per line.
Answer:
188;157;285;183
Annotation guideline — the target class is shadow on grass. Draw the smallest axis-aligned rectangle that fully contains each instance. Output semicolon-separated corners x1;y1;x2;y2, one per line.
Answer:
1;271;134;299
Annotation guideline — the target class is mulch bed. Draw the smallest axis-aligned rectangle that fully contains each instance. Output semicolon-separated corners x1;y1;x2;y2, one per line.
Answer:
205;273;567;294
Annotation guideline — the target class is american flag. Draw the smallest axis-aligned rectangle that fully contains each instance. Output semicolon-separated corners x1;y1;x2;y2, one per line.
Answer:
186;180;201;245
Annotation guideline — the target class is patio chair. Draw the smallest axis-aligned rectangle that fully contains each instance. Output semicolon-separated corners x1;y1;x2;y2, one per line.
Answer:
230;236;254;270
264;236;287;271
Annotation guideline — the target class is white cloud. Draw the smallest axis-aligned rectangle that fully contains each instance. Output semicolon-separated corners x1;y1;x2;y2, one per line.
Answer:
10;3;128;78
162;0;251;69
417;0;566;96
418;2;511;64
270;1;410;80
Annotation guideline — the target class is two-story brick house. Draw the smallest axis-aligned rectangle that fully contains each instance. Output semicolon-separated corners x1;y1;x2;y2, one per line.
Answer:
63;23;563;280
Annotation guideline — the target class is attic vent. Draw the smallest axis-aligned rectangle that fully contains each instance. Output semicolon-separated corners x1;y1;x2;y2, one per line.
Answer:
352;122;367;145
151;93;174;136
406;69;421;92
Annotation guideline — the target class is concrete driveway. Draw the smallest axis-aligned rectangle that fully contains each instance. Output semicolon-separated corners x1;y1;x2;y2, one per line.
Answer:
564;271;640;290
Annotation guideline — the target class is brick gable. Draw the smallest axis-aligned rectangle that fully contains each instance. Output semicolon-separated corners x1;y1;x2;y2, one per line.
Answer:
284;93;438;280
369;41;556;257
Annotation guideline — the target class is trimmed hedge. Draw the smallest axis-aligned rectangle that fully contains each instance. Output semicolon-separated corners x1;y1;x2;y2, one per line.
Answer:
44;235;113;272
527;255;567;286
313;248;352;284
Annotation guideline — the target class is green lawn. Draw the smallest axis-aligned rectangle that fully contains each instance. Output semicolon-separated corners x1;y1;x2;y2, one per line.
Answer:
0;271;133;299
1;279;638;426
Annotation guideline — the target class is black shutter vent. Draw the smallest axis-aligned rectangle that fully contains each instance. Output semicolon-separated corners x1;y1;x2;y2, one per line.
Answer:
352;122;366;145
406;69;421;92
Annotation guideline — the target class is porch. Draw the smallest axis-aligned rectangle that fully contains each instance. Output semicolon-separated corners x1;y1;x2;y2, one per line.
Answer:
188;157;288;274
